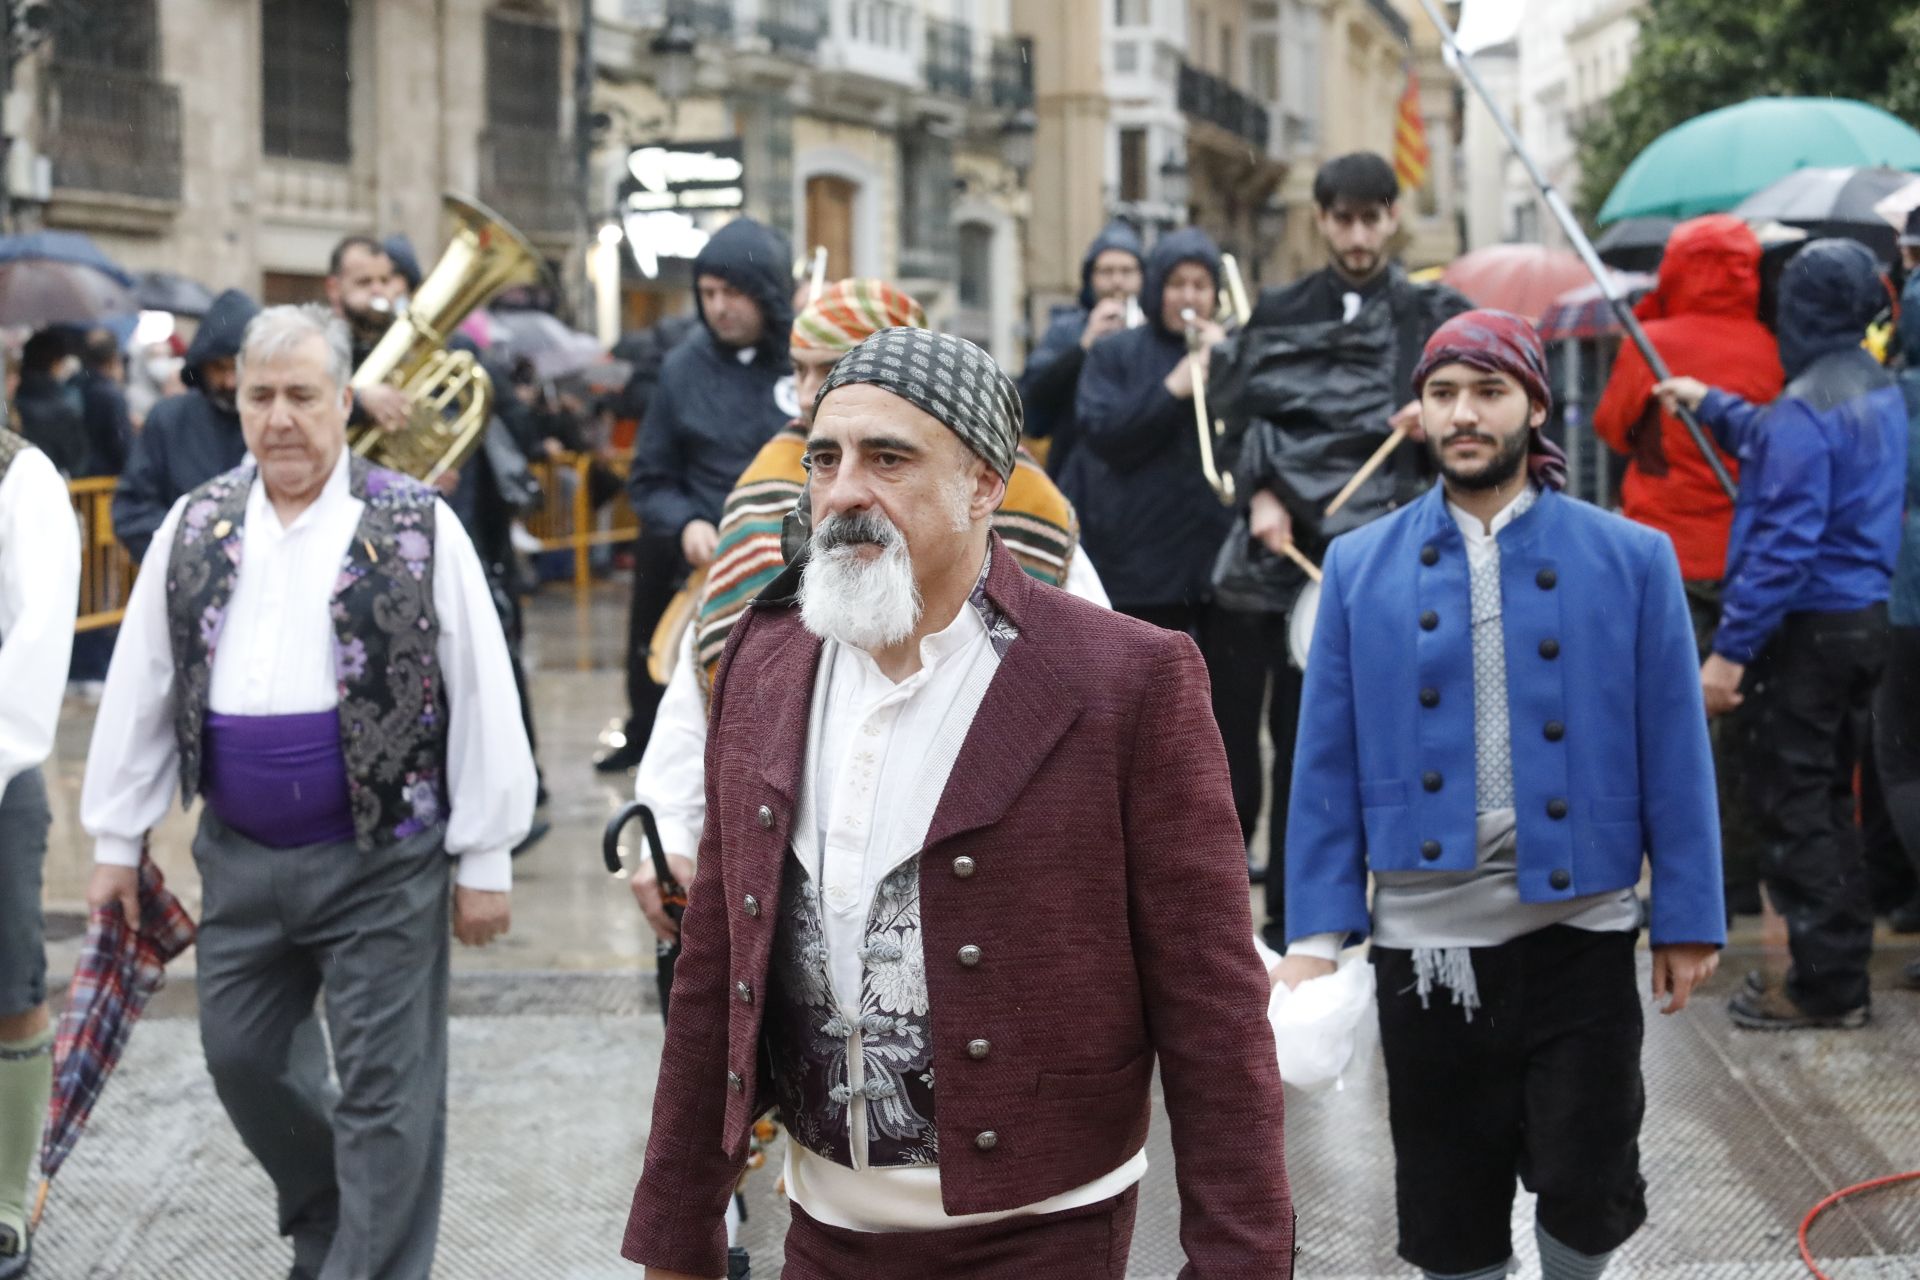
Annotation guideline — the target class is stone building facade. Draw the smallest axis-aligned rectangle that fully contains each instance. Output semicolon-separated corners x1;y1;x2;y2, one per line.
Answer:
8;0;581;302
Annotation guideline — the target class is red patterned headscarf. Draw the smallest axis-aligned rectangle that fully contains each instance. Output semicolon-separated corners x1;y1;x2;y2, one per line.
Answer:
1411;308;1566;491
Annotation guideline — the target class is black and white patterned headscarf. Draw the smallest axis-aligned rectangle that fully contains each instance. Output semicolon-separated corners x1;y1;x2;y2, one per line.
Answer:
814;327;1022;480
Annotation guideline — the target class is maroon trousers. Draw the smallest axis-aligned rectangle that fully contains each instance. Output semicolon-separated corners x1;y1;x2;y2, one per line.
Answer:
782;1186;1139;1280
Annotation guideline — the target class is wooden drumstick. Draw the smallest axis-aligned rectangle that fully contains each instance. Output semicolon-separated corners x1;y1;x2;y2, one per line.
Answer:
1279;540;1323;584
1324;425;1409;519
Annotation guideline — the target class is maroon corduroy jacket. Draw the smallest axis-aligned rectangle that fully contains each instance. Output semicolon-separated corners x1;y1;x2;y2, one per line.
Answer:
621;539;1294;1278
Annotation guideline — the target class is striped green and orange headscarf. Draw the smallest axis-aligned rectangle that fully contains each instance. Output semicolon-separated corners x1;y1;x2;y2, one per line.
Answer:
790;278;927;355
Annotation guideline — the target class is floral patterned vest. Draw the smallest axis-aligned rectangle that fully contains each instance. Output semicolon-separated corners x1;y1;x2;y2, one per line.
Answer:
763;571;1019;1170
0;428;27;485
164;457;447;851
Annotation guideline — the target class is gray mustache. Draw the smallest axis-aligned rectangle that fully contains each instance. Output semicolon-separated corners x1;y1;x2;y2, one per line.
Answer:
813;511;902;553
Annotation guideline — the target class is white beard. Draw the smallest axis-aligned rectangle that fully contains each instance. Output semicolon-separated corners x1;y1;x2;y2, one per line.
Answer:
798;514;924;652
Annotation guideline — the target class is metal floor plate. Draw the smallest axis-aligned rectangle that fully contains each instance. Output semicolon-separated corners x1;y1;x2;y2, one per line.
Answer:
31;956;1920;1278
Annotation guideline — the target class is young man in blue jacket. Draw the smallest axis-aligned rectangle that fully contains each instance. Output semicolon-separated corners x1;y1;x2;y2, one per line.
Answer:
1278;310;1723;1280
1658;238;1907;1028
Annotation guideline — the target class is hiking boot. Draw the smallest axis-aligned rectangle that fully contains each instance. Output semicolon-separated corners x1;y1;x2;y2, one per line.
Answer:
1729;984;1868;1030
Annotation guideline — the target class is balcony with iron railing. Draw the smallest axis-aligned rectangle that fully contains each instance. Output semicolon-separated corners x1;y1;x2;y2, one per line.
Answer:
924;18;974;99
480;126;578;236
756;0;825;55
1177;61;1270;150
43;60;182;203
989;35;1032;111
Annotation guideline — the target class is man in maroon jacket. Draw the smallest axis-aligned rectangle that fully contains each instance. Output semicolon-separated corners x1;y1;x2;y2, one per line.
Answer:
621;327;1292;1279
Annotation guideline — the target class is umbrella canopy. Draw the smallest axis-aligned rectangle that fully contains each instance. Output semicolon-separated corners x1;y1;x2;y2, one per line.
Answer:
1599;97;1920;224
0;230;137;327
489;309;608;381
1537;272;1656;343
33;850;196;1223
1440;244;1597;323
131;270;215;318
1731;166;1914;261
1593;217;1678;273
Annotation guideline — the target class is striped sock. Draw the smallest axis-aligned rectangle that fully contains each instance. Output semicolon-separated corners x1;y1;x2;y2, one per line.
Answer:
0;1028;53;1238
1537;1222;1613;1280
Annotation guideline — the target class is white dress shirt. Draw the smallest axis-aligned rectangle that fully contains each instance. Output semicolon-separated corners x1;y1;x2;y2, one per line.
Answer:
82;450;535;890
633;547;1111;863
772;550;1145;1232
0;447;80;791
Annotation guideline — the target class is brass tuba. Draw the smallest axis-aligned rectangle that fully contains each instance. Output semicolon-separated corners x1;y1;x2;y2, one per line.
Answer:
348;194;551;482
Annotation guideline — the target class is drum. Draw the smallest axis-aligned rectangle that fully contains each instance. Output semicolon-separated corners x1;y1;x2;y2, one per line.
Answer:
646;567;709;686
1287;577;1321;671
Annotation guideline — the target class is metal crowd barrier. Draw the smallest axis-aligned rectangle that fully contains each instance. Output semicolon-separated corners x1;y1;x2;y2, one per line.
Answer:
523;450;639;606
70;476;136;632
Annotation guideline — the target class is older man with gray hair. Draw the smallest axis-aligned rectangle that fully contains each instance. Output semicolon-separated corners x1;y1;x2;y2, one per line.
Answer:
623;328;1291;1280
82;303;535;1279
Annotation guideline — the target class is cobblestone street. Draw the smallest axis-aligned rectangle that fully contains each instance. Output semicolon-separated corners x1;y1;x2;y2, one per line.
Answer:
30;588;1920;1278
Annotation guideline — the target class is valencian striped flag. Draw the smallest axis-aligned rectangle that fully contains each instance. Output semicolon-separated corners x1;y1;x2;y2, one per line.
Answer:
1393;63;1429;192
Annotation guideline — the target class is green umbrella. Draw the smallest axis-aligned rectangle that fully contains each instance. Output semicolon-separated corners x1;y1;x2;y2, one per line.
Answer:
1598;97;1920;224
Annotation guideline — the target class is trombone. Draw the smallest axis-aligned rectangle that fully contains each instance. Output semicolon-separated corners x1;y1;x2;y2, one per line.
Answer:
1181;305;1235;506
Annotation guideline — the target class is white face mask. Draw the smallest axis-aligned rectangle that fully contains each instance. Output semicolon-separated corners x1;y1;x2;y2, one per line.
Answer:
798;510;923;653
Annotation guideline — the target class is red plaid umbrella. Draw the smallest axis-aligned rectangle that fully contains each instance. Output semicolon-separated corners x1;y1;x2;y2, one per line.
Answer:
31;849;196;1226
1536;272;1656;342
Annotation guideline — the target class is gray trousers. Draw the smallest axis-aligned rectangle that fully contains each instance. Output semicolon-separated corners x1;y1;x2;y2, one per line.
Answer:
0;768;50;1019
190;812;451;1280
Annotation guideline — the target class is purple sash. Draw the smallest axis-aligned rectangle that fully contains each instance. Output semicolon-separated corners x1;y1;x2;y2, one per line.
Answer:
201;711;355;848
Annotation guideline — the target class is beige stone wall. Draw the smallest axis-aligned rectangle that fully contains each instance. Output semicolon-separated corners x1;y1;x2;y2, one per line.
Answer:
1012;0;1108;329
24;0;577;296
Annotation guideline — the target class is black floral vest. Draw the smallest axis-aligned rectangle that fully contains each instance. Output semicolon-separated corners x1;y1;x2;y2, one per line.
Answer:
164;456;447;851
0;428;27;484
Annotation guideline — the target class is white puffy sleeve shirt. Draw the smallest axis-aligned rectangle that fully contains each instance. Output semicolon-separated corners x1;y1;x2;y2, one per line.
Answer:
0;447;81;791
81;452;535;890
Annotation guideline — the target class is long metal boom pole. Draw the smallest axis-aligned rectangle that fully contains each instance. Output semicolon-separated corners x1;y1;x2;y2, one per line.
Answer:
1412;0;1737;500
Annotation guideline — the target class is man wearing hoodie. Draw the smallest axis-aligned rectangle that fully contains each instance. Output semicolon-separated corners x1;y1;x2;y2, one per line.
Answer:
601;217;797;773
1017;222;1144;482
1658;239;1907;1029
1595;215;1783;918
1072;229;1242;723
112;288;260;562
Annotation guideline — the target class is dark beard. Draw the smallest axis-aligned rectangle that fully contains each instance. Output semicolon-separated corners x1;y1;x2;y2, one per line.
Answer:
1432;428;1530;492
203;387;237;415
345;303;393;345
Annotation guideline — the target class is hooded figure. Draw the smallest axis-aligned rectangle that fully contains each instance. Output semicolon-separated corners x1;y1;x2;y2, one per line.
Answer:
1018;222;1146;476
1683;238;1906;1027
1070;226;1234;612
1595;215;1783;582
609;217;798;774
112;288;260;562
626;216;797;541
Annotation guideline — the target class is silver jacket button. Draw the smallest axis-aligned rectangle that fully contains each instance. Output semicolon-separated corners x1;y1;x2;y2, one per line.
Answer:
736;981;754;1004
756;805;774;829
951;855;976;879
957;944;982;968
974;1130;999;1151
967;1038;990;1060
743;894;760;917
727;1071;744;1093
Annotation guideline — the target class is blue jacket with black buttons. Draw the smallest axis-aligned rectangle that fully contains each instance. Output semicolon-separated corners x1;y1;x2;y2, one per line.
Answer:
1284;483;1726;950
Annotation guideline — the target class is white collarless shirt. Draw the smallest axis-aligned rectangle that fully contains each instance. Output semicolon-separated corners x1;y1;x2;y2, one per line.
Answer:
0;446;80;791
81;450;536;889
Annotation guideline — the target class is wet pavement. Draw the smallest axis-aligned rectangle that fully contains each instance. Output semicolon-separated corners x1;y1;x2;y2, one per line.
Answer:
30;580;1920;1277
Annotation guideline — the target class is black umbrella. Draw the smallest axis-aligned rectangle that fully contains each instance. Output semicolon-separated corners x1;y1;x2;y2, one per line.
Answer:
0;231;135;326
1593;216;1678;273
132;270;214;317
1732;166;1916;262
603;802;686;1020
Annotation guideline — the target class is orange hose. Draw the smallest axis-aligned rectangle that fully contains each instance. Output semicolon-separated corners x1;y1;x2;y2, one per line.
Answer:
1798;1170;1920;1278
